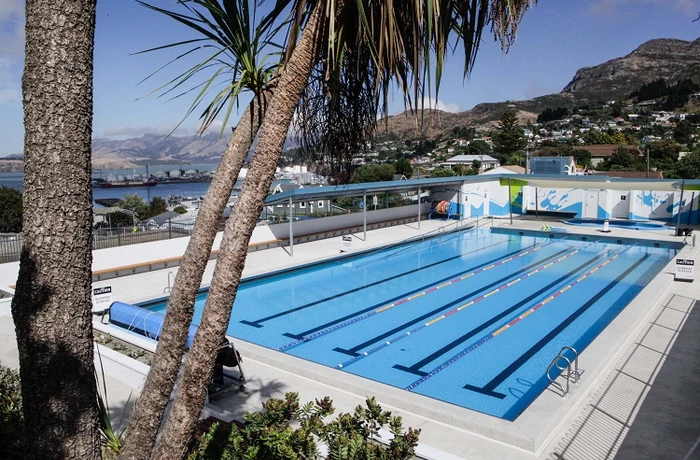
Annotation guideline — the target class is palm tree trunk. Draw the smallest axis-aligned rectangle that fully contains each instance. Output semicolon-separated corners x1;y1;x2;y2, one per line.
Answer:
119;94;269;460
12;1;101;458
151;2;334;458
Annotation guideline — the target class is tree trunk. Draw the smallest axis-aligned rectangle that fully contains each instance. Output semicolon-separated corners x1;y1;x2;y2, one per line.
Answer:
151;2;332;458
12;1;100;459
119;95;269;460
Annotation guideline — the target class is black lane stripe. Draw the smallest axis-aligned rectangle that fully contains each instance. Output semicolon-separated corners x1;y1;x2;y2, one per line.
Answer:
332;247;572;357
393;251;608;376
239;239;509;328
280;242;547;340
463;254;650;399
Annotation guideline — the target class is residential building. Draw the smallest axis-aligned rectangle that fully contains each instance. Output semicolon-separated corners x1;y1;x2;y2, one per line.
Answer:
441;154;500;171
578;144;643;166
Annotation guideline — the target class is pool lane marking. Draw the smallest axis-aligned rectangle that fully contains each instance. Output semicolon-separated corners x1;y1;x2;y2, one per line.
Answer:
332;247;575;357
277;241;559;352
393;250;609;376
335;243;594;369
404;245;635;391
278;239;558;342
240;238;511;328
463;253;650;400
281;243;546;341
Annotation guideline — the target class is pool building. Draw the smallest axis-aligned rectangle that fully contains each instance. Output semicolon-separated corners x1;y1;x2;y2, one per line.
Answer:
1;173;699;459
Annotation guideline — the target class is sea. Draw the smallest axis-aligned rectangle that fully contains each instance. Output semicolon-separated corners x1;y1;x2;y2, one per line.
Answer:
0;163;241;206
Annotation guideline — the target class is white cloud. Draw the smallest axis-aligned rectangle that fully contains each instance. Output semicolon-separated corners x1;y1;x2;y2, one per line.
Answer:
590;0;698;16
102;124;181;138
421;97;462;113
101;120;229;139
200;119;224;134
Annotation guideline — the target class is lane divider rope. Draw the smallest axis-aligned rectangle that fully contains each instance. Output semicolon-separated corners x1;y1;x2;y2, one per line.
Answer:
278;241;558;352
337;242;596;370
404;244;634;391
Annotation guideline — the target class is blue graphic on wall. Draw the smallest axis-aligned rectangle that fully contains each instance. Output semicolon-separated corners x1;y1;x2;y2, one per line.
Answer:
636;191;675;220
468;191;486;217
489;200;509;216
536;189;583;217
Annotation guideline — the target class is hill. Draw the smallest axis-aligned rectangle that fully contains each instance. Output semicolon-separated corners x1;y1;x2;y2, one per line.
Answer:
91;132;230;168
379;37;700;140
562;38;700;102
5;37;696;167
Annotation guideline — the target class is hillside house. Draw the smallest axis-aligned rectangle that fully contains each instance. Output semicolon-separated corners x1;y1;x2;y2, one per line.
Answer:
578;144;643;167
441;154;500;172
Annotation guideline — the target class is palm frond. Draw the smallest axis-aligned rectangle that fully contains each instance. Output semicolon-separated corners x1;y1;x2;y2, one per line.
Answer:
137;0;295;136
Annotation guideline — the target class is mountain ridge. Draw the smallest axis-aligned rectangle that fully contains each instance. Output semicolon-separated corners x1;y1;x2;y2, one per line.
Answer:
4;37;697;167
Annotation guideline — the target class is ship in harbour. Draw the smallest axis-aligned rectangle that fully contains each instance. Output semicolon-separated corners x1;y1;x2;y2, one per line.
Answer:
95;173;157;188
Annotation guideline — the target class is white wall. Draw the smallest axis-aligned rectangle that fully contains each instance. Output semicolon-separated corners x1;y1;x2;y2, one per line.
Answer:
265;204;430;239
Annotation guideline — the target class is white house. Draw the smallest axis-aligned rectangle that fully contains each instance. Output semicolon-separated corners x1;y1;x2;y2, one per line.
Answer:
441;154;500;171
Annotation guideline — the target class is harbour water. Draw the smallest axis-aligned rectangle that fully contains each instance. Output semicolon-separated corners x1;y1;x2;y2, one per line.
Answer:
0;163;235;205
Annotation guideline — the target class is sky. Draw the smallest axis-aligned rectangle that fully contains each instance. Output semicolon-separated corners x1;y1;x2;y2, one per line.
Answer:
0;0;699;156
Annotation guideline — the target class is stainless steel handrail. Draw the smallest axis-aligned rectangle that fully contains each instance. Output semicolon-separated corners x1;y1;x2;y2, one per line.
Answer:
559;346;580;384
547;346;582;398
547;355;572;397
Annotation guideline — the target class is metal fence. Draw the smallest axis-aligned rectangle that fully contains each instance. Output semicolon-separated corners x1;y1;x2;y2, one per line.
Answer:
0;217;207;264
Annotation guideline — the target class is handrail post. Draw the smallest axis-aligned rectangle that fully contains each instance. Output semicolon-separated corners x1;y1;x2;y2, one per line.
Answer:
289;197;294;256
363;192;367;241
417;187;421;230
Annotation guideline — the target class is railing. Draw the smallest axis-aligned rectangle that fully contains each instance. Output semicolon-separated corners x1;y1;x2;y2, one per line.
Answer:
0;217;204;264
347;217;480;269
0;235;22;264
547;346;583;398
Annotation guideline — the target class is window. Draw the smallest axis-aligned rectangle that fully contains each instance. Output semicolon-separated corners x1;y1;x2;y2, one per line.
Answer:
318;201;324;208
299;202;306;208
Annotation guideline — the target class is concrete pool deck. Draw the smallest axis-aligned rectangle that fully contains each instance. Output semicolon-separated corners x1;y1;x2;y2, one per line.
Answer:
1;216;698;459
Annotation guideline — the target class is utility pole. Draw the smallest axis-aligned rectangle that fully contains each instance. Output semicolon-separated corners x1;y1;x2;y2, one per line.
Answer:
646;147;650;179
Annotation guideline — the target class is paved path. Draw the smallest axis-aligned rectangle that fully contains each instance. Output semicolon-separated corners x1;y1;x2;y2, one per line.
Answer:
615;298;700;460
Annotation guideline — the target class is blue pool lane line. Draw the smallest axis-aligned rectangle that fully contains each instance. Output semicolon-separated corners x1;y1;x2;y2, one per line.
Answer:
404;245;635;391
463;253;650;401
393;249;610;376
240;239;511;328
277;241;557;352
333;247;577;357
336;243;596;370
277;241;558;349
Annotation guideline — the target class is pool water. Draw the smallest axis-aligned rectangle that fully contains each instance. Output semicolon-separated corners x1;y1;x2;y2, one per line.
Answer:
146;229;677;420
562;218;669;231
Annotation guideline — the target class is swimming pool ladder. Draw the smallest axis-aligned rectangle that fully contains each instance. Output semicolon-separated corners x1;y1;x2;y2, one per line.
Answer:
163;271;174;294
547;346;583;398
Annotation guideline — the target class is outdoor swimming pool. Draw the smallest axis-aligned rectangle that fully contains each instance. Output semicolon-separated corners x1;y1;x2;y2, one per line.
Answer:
562;218;669;231
144;229;678;420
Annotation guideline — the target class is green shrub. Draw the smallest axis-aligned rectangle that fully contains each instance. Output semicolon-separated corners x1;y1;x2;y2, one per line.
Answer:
0;363;23;458
188;393;420;460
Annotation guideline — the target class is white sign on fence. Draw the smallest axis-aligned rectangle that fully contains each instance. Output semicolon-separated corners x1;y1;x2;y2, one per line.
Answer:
340;235;352;252
675;259;694;282
92;286;112;311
